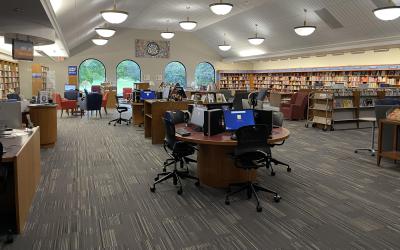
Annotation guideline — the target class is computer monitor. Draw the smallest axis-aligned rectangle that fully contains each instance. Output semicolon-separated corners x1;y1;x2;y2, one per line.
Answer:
65;84;76;91
0;101;22;129
190;106;207;128
140;90;156;100
223;109;255;132
253;109;273;135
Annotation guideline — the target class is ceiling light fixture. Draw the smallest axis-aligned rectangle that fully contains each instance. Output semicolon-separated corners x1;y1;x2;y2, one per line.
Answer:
248;24;265;45
179;4;197;30
294;9;316;36
101;0;129;24
92;37;108;46
218;33;231;51
161;20;175;39
209;0;233;15
95;27;116;38
373;0;400;21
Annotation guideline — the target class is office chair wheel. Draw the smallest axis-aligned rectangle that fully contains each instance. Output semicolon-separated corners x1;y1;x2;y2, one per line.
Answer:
256;206;262;212
225;199;230;205
273;195;281;202
154;177;159;181
330;127;335;131
150;186;156;192
271;171;276;176
287;167;292;172
305;124;309;128
114;124;116;126
108;122;111;125
173;179;178;185
195;181;200;187
177;188;183;195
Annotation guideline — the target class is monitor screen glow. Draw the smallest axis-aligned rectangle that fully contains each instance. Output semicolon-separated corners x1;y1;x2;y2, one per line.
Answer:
223;110;255;131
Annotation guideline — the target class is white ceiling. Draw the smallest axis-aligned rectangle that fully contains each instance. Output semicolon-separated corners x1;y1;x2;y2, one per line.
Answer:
46;0;400;61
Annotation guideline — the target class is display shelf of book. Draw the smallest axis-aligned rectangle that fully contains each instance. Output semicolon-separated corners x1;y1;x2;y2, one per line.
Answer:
0;60;19;99
305;91;333;131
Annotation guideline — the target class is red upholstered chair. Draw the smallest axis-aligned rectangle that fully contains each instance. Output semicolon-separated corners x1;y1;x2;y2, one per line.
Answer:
122;88;132;100
280;92;308;120
101;92;109;114
91;85;101;93
53;93;77;117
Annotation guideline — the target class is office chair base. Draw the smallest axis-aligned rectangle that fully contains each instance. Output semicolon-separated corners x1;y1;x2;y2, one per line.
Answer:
108;117;130;126
271;158;291;172
150;169;199;195
354;148;375;156
225;182;280;212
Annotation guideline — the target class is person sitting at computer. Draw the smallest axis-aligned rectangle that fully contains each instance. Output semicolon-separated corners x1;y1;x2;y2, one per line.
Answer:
170;83;187;101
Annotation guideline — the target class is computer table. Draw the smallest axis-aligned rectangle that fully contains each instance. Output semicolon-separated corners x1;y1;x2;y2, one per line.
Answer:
175;124;290;188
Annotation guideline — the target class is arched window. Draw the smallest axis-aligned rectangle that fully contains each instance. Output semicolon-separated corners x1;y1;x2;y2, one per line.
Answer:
164;61;186;87
195;62;215;86
78;58;106;91
116;60;141;95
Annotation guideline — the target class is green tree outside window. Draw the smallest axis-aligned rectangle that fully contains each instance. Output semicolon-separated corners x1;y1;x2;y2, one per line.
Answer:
195;62;215;86
117;60;141;95
164;61;186;87
78;59;106;92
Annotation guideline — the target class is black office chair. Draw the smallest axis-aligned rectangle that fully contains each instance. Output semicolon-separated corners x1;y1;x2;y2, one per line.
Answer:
108;95;130;126
150;118;199;195
225;125;281;212
248;92;258;109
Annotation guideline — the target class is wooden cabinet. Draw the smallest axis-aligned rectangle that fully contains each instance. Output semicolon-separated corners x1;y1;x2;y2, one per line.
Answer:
29;104;57;147
377;119;400;166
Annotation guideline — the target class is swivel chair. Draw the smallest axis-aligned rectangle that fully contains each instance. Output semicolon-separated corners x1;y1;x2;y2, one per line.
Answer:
108;96;130;126
225;125;281;212
150;118;199;195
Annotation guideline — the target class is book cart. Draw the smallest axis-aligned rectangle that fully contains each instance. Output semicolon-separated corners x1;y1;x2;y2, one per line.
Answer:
305;91;333;131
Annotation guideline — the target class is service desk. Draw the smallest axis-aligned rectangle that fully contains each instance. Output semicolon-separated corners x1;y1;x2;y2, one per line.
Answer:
144;100;193;144
0;127;41;233
29;104;57;147
175;124;290;188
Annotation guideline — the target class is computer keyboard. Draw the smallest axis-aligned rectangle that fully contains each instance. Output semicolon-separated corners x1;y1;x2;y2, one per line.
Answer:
176;128;191;136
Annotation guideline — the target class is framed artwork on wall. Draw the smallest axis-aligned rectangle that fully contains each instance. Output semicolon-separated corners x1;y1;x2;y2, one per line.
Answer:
135;39;170;58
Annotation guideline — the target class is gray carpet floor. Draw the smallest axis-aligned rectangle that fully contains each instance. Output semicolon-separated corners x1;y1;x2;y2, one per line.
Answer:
4;109;400;250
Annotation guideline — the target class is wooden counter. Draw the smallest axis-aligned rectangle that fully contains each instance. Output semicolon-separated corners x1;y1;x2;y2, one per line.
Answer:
132;102;144;126
144;100;193;144
0;127;41;233
29;104;57;147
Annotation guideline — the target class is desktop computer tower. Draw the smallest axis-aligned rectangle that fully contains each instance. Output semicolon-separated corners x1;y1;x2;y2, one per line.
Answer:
254;109;273;136
204;109;224;136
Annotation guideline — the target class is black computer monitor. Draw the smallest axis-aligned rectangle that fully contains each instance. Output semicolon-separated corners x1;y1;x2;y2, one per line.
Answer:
223;109;255;132
140;90;156;100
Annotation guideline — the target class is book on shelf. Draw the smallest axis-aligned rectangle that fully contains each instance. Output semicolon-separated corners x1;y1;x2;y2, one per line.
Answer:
333;99;354;108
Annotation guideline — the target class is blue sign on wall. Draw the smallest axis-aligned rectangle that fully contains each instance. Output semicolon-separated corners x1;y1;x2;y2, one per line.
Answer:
68;66;77;76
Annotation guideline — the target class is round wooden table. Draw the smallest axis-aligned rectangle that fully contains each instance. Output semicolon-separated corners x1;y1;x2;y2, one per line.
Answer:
175;124;290;188
29;104;57;147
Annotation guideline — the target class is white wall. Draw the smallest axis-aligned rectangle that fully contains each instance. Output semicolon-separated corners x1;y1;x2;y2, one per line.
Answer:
18;28;253;97
253;48;400;70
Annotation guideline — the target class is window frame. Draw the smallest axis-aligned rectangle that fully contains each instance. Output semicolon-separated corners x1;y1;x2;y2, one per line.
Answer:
194;61;216;86
78;58;107;88
164;61;187;87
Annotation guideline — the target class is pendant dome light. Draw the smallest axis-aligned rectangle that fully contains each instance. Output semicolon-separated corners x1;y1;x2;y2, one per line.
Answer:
218;33;231;51
95;26;116;38
373;0;400;21
248;24;265;45
179;3;197;30
209;0;233;15
101;0;129;24
161;20;175;39
294;9;316;36
92;37;108;46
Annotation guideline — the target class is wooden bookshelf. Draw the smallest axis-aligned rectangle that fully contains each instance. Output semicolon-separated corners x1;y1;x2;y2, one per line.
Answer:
0;60;19;99
32;64;49;96
217;64;400;92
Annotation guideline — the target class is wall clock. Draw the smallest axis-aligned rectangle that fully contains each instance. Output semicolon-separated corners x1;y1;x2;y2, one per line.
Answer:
146;42;160;56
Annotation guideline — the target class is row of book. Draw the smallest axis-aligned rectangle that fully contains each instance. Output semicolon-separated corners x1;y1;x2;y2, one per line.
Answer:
333;99;354;108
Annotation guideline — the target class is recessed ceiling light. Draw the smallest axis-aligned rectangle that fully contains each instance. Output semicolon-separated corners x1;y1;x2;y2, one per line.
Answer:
248;24;265;45
294;9;316;36
101;0;129;24
373;1;400;21
209;1;233;15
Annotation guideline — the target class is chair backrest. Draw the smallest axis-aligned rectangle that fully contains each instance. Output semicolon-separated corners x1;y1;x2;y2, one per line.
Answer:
234;125;271;165
232;91;249;110
7;93;20;101
123;88;133;99
163;118;176;150
64;90;78;100
86;93;103;110
52;93;62;108
102;92;109;102
165;110;185;124
290;92;299;104
272;111;284;127
295;92;308;106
